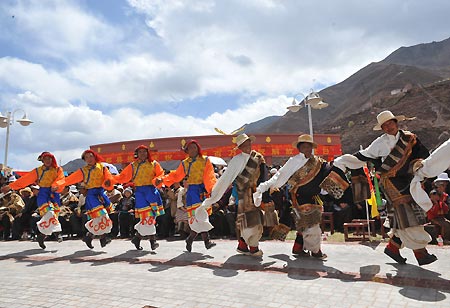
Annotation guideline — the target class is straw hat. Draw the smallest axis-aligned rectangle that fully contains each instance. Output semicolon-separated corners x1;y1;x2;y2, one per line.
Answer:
234;134;256;149
434;173;450;183
373;110;406;131
292;134;317;148
19;187;32;195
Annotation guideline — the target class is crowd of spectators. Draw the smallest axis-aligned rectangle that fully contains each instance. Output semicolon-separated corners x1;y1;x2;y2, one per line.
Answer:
1;164;449;243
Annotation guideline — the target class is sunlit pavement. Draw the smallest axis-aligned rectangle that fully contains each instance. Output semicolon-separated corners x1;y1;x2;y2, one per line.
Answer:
1;237;449;308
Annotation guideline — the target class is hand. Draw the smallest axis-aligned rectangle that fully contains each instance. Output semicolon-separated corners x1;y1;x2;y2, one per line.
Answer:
104;180;111;187
253;190;262;207
51;186;58;192
1;185;11;194
155;178;163;186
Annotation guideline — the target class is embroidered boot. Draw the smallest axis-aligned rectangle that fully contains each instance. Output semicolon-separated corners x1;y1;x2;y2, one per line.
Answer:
149;234;159;250
37;233;47;249
236;237;250;255
131;233;143;250
292;232;308;257
414;248;437;266
100;234;112;248
384;236;406;264
185;230;197;252
201;232;216;249
311;250;327;260
249;246;263;257
83;232;94;249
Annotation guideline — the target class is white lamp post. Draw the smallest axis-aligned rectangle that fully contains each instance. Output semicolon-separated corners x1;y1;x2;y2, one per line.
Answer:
287;90;328;153
0;109;33;170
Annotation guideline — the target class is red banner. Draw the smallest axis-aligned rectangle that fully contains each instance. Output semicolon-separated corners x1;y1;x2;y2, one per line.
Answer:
100;144;342;164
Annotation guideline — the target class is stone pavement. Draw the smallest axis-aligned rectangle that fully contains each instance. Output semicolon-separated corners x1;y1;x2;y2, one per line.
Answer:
1;237;449;308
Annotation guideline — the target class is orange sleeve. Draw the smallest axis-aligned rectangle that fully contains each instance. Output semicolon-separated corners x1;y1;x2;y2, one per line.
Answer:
112;164;133;184
203;158;217;193
154;161;165;178
158;163;186;188
102;167;114;190
9;169;38;190
63;169;84;186
52;167;66;193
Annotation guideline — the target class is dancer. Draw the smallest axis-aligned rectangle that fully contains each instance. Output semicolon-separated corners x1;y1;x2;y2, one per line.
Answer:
254;134;340;259
325;110;437;265
155;140;216;252
113;145;164;251
2;152;64;249
200;134;269;256
64;150;114;249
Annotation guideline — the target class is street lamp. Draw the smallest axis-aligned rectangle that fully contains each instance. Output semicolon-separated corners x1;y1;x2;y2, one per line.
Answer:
287;90;328;140
0;109;33;170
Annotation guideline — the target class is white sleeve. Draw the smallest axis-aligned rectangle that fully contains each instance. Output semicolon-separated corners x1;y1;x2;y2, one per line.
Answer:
258;154;308;193
202;155;246;207
411;137;450;211
177;188;184;208
359;136;385;159
333;154;367;172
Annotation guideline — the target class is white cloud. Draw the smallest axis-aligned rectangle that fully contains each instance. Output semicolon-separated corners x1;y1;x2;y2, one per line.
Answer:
2;0;450;171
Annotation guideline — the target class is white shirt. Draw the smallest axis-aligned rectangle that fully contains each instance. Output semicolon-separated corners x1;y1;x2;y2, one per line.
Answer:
333;132;400;172
202;152;251;208
258;153;309;193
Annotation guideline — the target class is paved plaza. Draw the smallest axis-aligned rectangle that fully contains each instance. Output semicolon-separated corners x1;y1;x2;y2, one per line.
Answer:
1;237;449;308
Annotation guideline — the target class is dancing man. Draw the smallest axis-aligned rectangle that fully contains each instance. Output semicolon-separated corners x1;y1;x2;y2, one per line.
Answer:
200;134;269;256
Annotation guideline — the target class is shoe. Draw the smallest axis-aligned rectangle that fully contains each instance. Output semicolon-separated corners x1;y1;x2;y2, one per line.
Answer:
204;240;216;250
131;236;143;250
250;249;263;257
100;236;111;248
150;239;159;251
82;234;94;249
186;238;193;252
37;233;46;249
417;253;437;266
311;251;327;260
236;247;251;255
293;249;310;257
384;247;406;264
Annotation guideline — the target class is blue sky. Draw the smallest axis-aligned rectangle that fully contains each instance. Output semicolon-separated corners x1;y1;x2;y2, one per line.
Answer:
1;0;450;170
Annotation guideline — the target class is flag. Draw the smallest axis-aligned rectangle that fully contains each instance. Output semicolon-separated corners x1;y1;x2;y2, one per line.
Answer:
363;166;380;218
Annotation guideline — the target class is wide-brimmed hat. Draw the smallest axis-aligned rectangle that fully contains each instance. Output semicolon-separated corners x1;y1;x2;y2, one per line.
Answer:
434;173;450;183
373;110;406;131
30;184;40;190
19;187;32;195
234;134;256;150
292;134;317;148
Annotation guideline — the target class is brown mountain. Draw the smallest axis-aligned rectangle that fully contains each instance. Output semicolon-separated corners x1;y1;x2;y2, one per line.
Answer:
245;37;450;154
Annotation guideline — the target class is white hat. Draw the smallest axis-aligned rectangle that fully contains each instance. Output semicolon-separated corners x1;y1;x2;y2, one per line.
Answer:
434;173;450;183
124;187;133;195
373;110;406;131
30;184;40;190
234;134;256;149
292;134;317;148
270;168;278;175
69;185;78;193
116;184;124;190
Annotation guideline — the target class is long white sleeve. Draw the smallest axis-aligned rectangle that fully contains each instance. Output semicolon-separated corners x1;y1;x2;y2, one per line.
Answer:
411;137;450;211
333;154;367;172
202;153;249;207
257;153;308;193
176;187;185;208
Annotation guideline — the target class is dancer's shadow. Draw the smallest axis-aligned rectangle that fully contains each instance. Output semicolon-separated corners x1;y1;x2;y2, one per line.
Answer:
148;252;213;273
1;248;58;267
270;253;354;281
100;249;151;266
211;254;276;278
388;263;449;301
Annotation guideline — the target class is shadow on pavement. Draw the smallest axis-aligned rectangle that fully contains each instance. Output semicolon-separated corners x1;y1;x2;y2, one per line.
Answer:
388;263;450;299
210;254;276;278
148;252;212;273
